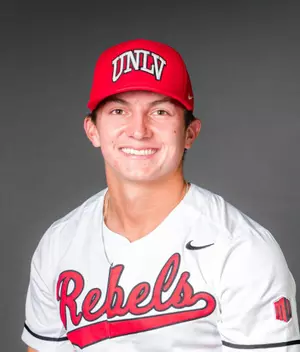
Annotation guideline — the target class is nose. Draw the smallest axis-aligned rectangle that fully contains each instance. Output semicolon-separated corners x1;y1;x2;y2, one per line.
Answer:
125;113;152;140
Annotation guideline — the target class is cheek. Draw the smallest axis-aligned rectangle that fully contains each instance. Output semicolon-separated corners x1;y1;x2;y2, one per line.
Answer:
159;129;185;162
98;122;118;147
98;132;118;161
160;120;181;137
165;124;186;147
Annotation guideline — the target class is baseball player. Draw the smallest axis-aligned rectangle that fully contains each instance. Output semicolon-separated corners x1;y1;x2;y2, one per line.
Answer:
22;39;300;351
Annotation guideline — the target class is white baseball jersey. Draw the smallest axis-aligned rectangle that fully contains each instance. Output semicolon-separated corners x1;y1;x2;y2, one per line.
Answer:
22;184;300;351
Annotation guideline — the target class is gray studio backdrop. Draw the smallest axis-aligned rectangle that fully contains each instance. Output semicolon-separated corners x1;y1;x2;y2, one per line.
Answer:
1;1;300;350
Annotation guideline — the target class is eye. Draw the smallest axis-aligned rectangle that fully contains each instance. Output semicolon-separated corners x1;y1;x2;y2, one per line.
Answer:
111;108;124;115
154;109;169;116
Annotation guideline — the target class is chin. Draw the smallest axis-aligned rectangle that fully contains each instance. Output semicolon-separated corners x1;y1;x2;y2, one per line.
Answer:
122;174;158;182
119;169;163;183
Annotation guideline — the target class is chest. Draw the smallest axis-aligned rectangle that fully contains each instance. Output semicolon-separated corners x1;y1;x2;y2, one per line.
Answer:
54;228;220;351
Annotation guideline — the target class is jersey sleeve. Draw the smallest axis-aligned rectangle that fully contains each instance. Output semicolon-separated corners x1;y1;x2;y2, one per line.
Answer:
21;232;74;351
216;226;300;351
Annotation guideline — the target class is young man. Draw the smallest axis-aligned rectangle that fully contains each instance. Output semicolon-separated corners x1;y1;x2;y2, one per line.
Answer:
22;39;300;351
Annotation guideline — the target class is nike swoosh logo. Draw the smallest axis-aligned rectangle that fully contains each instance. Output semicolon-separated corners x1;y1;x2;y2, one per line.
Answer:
186;241;214;250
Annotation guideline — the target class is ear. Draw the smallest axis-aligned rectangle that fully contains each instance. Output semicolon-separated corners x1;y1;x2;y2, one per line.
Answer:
83;116;101;148
184;118;201;150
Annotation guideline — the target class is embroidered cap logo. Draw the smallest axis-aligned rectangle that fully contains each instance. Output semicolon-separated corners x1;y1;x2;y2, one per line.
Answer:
112;49;167;82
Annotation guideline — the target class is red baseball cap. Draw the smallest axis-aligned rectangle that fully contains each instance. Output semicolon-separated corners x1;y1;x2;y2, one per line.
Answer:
87;39;194;112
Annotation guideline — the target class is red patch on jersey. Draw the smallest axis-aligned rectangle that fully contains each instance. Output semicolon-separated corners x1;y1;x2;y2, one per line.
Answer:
274;297;292;322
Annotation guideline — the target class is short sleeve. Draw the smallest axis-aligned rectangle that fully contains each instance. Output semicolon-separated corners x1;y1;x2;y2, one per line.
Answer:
217;226;300;351
21;241;74;351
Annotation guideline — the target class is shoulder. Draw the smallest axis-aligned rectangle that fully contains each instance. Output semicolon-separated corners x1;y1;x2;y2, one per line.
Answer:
187;184;286;263
187;184;293;291
31;189;106;279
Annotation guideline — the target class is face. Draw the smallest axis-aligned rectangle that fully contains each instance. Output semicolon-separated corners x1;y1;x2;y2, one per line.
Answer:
84;91;201;183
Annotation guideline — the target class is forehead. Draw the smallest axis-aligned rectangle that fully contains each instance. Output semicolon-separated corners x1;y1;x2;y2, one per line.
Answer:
102;91;181;106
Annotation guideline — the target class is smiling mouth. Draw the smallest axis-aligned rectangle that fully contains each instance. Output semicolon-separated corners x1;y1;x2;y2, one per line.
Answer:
120;148;157;156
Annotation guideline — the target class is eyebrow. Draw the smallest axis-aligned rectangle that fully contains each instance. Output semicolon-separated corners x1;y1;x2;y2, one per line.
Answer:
102;96;176;107
149;97;175;107
103;97;129;105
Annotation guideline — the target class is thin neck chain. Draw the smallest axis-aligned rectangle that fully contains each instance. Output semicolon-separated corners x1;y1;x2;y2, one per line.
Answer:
101;181;190;266
103;181;189;223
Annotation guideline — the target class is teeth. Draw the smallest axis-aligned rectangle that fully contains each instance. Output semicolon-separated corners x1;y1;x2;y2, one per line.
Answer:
121;148;156;156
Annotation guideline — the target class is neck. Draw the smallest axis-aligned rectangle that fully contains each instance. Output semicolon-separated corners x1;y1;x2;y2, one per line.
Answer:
104;173;188;242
